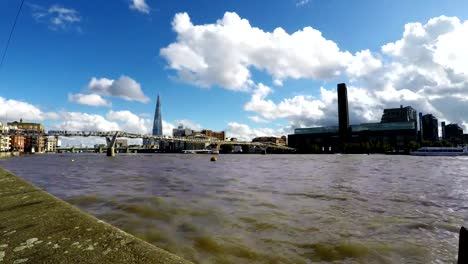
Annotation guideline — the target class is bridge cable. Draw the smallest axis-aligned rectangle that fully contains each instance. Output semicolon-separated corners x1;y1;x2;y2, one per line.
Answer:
0;0;25;71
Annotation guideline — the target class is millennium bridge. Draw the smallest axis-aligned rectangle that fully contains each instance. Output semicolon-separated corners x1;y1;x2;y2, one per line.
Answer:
47;130;294;156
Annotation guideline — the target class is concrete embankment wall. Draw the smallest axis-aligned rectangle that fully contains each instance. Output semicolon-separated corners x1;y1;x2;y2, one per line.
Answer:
0;153;11;159
0;167;191;264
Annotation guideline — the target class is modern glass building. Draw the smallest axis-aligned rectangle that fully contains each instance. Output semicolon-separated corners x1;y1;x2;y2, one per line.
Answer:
152;95;163;136
421;114;438;141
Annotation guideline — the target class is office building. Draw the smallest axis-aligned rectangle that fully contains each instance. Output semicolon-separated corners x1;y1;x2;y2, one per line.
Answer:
421;114;438;141
381;106;417;124
445;124;463;144
115;139;128;148
173;125;193;137
8;119;45;133
152;95;163;136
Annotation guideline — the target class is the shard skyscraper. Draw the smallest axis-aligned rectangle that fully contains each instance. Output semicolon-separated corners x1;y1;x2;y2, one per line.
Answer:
152;94;163;136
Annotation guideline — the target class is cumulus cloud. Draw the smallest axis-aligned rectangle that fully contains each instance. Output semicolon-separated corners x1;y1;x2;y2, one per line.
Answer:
106;110;152;134
130;0;150;14
244;83;326;123
87;76;150;103
162;120;175;137
68;93;111;107
31;4;81;30
226;122;288;141
161;13;468;133
161;12;380;91
53;112;120;132
0;97;56;122
173;119;203;131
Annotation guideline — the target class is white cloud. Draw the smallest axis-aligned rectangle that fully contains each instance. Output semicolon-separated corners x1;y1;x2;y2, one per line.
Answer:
106;110;152;134
296;0;310;7
87;76;150;103
162;120;175;137
160;12;370;91
0;97;56;122
346;49;382;79
226;122;288;141
173;119;203;131
68;93;112;107
161;13;468;133
248;116;269;123
31;4;81;30
244;83;326;123
53;112;120;132
130;0;150;14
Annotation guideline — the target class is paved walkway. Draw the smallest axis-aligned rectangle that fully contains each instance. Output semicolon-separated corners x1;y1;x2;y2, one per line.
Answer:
0;167;191;264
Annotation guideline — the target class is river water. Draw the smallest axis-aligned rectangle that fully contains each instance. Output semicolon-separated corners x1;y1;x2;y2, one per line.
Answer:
1;154;467;263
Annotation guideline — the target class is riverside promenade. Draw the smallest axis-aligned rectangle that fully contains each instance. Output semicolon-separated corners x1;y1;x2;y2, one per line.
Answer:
0;168;191;264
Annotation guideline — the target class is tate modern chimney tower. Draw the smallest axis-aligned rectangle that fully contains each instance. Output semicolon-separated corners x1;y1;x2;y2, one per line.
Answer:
152;94;163;136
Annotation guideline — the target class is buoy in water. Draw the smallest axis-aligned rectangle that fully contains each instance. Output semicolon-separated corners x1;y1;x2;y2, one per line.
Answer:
71;159;75;162
210;156;217;162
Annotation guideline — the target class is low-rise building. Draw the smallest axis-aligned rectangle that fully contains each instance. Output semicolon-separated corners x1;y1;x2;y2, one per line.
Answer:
0;122;8;133
115;139;128;148
199;130;225;141
8;119;45;133
25;135;45;153
252;136;286;145
10;134;25;152
173;125;193;137
142;138;160;149
0;134;11;152
46;137;58;152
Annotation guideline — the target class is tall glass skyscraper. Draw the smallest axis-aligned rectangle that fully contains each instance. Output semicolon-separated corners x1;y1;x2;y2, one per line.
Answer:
152;95;163;136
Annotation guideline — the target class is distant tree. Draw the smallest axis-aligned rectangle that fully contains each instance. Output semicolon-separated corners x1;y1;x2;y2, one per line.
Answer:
220;144;233;153
441;140;452;147
405;141;420;152
432;141;443;147
421;140;432;147
241;145;249;153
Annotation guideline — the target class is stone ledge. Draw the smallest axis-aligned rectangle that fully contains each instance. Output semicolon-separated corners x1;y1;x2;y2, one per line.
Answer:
0;167;192;264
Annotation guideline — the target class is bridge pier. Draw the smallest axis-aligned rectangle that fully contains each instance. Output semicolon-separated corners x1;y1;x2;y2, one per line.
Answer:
107;147;115;157
106;132;119;157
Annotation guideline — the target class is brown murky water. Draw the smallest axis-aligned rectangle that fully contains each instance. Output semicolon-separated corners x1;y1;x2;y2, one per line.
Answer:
1;154;467;263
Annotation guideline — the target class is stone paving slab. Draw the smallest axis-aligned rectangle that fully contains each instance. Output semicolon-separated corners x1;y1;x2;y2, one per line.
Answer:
0;167;192;264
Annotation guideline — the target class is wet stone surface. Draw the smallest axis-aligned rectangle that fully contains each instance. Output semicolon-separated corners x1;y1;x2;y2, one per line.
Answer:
0;168;191;264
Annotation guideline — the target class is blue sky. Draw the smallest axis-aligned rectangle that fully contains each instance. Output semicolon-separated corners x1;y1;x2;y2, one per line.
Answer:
1;0;468;140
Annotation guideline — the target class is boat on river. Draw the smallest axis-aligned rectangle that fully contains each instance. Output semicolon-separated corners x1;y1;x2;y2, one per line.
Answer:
410;146;468;156
182;149;219;154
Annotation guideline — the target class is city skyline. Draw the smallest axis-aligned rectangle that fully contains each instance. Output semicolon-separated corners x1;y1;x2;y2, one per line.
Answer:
1;0;468;143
